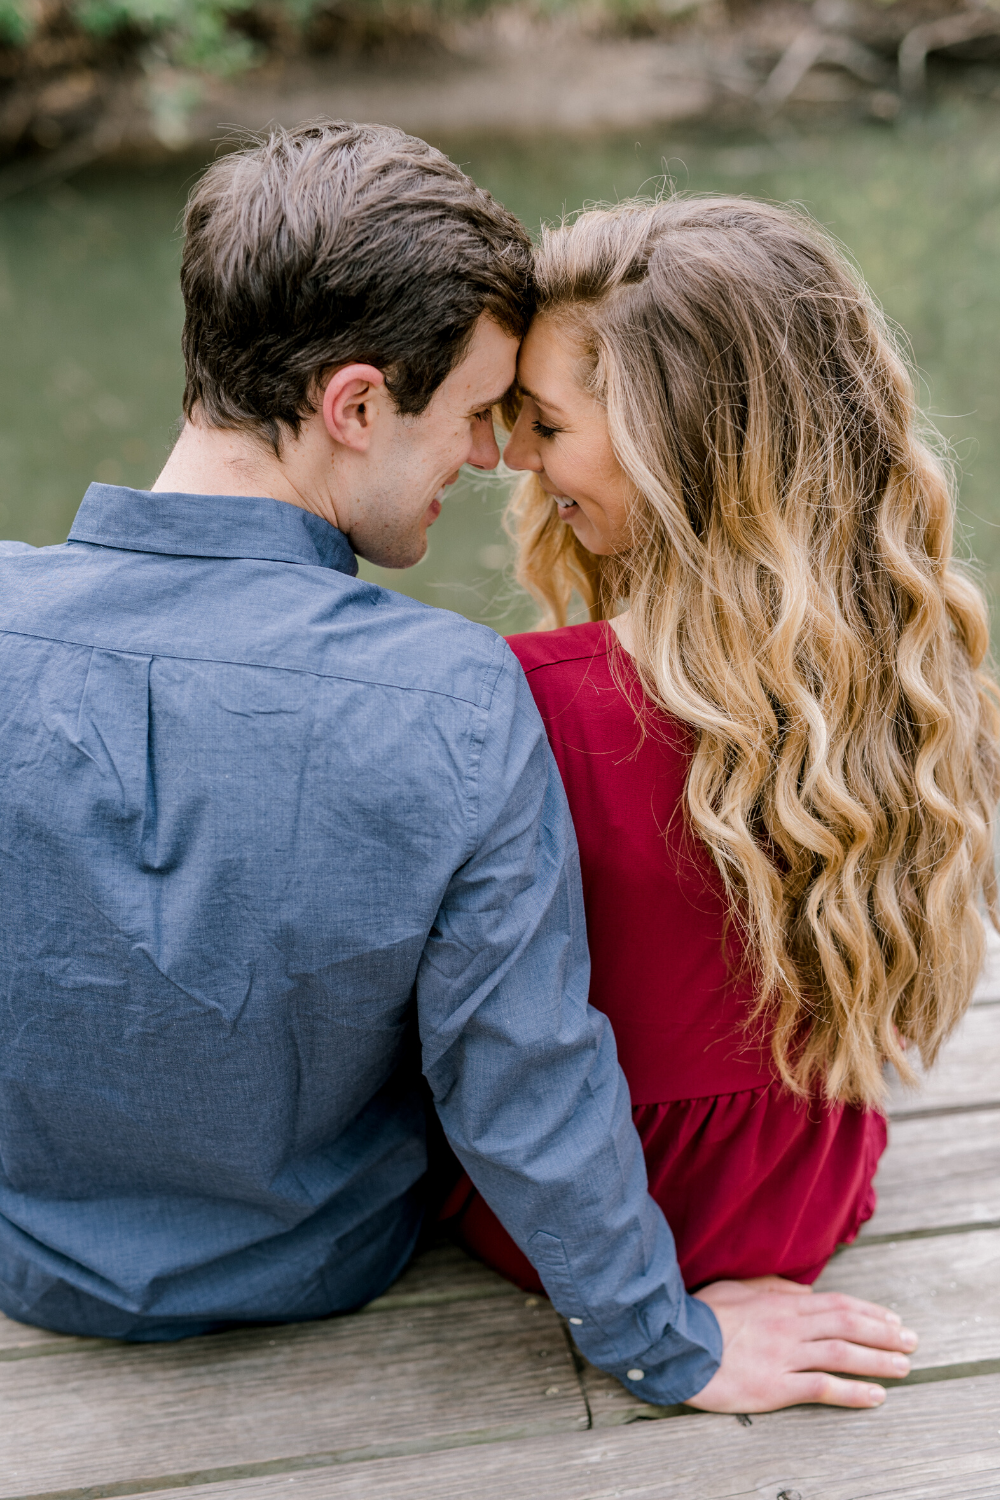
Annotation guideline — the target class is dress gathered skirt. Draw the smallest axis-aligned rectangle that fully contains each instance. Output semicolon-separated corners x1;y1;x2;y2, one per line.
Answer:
447;621;886;1293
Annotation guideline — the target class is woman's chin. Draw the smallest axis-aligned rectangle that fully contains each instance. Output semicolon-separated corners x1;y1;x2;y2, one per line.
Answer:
556;503;613;557
570;520;613;557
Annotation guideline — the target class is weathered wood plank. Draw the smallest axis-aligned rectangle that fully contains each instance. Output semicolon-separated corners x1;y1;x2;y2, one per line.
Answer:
889;1004;1000;1117
364;1240;518;1310
858;1108;1000;1239
0;1296;587;1500
69;1372;1000;1500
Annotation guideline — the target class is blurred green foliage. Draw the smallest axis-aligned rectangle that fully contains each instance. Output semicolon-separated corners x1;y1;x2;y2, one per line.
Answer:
0;0;561;71
0;0;309;71
74;0;260;74
0;0;31;45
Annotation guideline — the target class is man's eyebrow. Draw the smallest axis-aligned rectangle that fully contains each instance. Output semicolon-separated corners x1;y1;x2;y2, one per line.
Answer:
469;388;514;413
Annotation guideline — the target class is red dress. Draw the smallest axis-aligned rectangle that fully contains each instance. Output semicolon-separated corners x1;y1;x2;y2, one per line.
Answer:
448;622;886;1291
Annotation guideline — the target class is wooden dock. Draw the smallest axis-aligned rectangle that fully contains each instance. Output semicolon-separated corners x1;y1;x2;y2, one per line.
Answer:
6;936;1000;1500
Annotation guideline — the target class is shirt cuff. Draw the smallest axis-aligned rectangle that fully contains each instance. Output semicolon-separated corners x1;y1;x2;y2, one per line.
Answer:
602;1291;723;1407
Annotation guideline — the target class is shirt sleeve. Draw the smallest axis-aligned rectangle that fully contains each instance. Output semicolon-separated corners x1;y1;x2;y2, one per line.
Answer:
416;639;722;1406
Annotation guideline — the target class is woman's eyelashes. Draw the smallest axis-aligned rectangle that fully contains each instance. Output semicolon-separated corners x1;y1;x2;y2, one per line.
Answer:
531;419;560;440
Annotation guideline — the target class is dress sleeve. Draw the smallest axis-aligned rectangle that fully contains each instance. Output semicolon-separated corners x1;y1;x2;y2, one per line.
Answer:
415;640;722;1406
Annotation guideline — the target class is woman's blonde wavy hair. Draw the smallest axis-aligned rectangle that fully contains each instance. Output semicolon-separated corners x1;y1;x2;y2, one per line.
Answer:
505;195;1000;1106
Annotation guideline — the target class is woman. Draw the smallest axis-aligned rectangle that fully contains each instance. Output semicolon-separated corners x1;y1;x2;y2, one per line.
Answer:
445;195;1000;1293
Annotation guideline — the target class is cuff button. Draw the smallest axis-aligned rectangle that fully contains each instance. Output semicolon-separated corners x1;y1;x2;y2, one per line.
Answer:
568;1317;583;1325
626;1368;645;1380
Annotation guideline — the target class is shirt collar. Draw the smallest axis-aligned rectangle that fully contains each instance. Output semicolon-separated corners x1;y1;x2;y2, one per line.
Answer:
68;485;358;577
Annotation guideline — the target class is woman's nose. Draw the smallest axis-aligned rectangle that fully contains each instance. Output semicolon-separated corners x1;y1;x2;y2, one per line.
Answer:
503;414;542;473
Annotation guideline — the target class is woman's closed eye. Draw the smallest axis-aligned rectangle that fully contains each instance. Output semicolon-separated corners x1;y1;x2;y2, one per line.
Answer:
532;418;560;440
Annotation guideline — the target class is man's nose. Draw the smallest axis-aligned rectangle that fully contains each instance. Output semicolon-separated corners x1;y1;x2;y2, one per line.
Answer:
468;421;502;472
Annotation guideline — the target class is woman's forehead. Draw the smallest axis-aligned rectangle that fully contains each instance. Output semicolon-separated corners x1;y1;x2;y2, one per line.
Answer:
517;317;586;409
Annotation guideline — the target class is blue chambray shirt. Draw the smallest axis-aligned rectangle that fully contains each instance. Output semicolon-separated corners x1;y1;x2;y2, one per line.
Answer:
0;484;720;1402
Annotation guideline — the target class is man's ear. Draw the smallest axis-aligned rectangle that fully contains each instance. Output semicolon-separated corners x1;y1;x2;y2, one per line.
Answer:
321;365;386;452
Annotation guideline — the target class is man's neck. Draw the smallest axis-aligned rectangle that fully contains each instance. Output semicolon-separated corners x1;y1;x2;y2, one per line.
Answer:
153;420;295;502
152;420;342;533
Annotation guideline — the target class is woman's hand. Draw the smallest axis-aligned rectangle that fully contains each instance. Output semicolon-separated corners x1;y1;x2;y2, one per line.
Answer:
686;1277;918;1413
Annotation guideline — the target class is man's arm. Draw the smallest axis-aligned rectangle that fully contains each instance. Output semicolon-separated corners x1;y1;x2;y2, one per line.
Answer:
417;642;916;1409
417;641;718;1404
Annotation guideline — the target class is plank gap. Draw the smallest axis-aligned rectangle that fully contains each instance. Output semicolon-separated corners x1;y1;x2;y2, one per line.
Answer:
888;1099;1000;1121
876;1355;1000;1388
3;1417;595;1500
557;1317;594;1431
0;1337;119;1364
856;1218;1000;1246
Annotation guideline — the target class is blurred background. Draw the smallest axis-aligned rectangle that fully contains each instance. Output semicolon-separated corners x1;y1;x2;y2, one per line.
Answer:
1;0;999;633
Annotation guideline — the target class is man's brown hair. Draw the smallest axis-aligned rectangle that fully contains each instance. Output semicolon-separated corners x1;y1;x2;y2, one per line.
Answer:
180;121;534;453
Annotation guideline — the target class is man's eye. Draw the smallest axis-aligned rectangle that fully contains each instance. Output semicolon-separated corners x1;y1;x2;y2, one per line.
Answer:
532;420;558;440
475;409;493;422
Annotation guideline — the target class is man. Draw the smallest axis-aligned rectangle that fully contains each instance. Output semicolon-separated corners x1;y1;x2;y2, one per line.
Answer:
0;121;914;1411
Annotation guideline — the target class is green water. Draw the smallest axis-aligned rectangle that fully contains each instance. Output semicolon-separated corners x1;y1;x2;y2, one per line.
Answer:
2;99;1000;633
